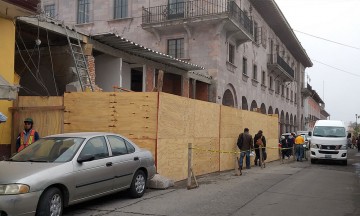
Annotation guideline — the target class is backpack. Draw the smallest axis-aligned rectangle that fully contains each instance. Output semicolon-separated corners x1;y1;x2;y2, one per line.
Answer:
237;133;244;149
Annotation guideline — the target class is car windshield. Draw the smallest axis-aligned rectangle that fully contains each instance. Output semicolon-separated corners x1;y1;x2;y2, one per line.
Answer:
313;126;346;138
11;137;84;162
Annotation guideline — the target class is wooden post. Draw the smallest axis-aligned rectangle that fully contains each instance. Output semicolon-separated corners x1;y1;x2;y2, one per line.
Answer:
235;154;241;176
187;143;192;189
259;145;264;169
157;70;164;92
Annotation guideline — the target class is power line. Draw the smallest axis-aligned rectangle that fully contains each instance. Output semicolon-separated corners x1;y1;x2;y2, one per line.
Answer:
294;30;360;50
311;59;360;77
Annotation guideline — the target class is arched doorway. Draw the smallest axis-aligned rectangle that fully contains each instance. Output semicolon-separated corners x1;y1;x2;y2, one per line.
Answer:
250;100;258;111
290;114;293;132
222;89;235;107
260;103;266;114
242;96;248;110
268;106;273;114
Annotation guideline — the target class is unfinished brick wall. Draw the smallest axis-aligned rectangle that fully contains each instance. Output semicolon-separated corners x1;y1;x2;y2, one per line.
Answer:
86;55;102;91
145;65;155;92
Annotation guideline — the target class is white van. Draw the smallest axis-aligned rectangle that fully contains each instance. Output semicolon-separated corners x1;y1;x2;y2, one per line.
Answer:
309;120;348;165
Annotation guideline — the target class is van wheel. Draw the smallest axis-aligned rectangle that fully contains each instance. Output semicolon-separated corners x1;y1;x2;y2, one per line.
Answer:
342;160;347;166
129;170;147;198
311;159;316;164
36;187;63;216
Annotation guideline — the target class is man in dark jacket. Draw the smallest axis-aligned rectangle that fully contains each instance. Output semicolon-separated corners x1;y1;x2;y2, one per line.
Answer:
237;128;253;170
254;130;266;166
287;133;295;157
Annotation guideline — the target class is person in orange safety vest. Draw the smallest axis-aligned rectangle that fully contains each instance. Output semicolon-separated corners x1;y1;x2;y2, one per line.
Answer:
16;118;40;152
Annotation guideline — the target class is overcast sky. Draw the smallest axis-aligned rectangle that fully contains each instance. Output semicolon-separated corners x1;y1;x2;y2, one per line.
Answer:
274;0;360;126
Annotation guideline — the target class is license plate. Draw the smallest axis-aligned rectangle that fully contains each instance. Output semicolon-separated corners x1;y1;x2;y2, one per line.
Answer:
325;155;331;159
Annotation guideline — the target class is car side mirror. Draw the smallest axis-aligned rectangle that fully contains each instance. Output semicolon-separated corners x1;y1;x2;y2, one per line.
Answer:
77;154;95;163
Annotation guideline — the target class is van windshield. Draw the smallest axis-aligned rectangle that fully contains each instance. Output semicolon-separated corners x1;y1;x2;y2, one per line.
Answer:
313;126;346;137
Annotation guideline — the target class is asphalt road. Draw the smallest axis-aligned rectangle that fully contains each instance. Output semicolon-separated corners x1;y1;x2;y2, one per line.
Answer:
63;149;360;216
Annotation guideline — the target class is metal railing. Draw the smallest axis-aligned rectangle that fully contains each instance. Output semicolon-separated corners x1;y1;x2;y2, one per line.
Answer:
268;54;295;79
142;0;253;35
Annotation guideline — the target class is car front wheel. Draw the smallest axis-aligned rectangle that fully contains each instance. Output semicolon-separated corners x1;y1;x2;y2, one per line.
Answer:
36;187;63;216
129;170;147;198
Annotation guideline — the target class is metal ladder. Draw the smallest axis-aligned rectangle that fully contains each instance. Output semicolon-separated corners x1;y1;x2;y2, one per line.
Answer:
63;25;94;92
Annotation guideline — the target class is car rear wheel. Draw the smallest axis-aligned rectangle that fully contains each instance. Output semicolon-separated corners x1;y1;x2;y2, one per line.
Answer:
36;187;63;216
129;170;146;198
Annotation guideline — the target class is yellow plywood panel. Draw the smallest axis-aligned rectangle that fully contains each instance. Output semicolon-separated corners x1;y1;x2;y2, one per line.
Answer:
64;92;158;140
193;100;220;138
220;106;243;138
219;138;239;171
156;138;193;181
112;92;158;139
158;93;194;139
64;93;114;132
15;97;64;140
192;138;219;176
18;96;63;107
130;138;156;157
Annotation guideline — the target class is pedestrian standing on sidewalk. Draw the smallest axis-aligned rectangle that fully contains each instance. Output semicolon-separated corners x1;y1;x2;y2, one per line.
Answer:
295;134;305;162
254;130;266;166
357;135;360;152
280;136;289;159
287;133;295;157
237;128;253;170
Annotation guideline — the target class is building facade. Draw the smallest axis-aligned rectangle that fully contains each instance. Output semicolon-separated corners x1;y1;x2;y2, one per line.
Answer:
0;0;40;158
303;83;330;131
42;0;314;134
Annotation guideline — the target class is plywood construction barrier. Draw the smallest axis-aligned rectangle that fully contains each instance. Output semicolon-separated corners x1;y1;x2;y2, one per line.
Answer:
11;96;64;153
63;92;279;182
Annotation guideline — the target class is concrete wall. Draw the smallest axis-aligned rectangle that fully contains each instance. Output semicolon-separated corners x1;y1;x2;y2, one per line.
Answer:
95;54;121;91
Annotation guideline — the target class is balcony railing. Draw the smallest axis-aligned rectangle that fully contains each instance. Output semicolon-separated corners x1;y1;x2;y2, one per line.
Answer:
268;54;294;79
142;0;253;35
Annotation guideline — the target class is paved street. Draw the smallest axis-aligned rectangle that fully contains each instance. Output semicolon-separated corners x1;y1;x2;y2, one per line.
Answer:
64;149;360;216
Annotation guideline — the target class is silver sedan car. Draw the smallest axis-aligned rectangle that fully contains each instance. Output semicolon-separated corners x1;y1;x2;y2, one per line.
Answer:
0;132;156;216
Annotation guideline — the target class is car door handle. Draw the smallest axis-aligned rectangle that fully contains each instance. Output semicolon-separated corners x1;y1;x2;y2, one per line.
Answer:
106;162;113;167
134;157;139;161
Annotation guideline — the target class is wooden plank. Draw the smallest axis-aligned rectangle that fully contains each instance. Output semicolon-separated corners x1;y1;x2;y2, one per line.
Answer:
9;106;65;111
14;97;64;146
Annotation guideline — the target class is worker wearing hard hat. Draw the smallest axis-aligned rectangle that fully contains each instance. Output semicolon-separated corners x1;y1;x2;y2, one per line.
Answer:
16;118;40;152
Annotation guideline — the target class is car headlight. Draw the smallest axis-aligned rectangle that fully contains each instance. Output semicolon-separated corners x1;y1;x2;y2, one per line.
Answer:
340;145;347;150
0;184;30;195
311;143;319;149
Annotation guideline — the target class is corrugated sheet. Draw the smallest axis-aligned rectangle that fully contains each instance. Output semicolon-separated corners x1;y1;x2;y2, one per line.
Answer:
92;34;205;72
